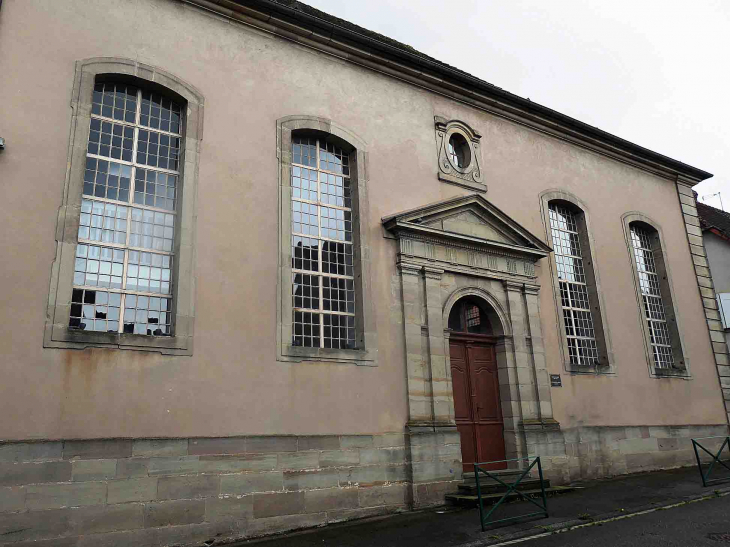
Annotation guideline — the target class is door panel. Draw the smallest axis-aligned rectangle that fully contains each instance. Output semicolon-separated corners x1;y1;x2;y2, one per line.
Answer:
468;346;501;422
449;342;472;422
450;340;505;472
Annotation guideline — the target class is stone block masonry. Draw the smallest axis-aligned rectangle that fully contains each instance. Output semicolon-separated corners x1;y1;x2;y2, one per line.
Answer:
0;432;460;546
528;423;728;484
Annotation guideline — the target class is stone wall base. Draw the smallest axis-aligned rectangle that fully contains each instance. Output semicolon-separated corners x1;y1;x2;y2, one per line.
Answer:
525;424;729;484
0;432;460;546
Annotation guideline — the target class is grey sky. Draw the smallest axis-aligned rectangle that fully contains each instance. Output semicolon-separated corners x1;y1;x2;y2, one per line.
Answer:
303;0;730;209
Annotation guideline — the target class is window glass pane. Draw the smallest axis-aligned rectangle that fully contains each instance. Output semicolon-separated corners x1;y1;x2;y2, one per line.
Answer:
292;236;319;272
92;82;138;123
130;208;175;252
83;158;132;202
136;129;181;171
88;118;134;161
134;168;177;211
139;90;182;134
78;199;128;245
127;250;172;294
74;244;124;289
292;310;320;347
123;294;172;335
69;288;121;333
292;273;319;310
323;314;355;349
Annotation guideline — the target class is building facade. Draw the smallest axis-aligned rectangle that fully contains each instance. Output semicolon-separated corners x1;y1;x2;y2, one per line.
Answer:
698;202;730;350
0;0;728;545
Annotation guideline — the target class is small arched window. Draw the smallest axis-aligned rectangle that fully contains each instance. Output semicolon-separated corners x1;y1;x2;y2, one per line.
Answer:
448;299;493;335
70;82;183;336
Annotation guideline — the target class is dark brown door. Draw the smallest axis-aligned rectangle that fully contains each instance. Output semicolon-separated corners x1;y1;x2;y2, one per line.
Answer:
450;339;506;471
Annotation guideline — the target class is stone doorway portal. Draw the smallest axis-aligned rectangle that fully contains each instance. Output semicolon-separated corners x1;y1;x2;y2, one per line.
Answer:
448;298;506;472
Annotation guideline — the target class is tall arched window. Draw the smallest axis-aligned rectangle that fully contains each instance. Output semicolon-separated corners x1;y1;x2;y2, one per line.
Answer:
626;220;685;372
542;193;612;371
69;82;182;336
277;116;376;365
291;136;356;349
45;58;202;355
548;203;598;364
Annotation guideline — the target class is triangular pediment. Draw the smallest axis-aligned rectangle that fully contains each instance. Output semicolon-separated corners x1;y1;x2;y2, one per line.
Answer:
382;194;552;258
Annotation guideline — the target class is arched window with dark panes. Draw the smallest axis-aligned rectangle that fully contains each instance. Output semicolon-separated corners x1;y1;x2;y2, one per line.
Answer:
290;136;356;349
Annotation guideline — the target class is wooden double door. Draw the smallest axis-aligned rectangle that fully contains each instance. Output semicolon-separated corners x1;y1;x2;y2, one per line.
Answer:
449;337;506;471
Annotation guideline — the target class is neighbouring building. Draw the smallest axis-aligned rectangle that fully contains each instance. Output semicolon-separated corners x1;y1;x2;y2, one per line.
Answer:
0;0;728;545
698;202;730;350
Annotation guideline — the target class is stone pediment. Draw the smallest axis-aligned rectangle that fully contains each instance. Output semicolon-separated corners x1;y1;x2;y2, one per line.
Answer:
382;194;552;260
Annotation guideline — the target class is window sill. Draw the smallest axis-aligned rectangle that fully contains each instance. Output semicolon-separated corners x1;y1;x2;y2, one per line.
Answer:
653;367;690;378
282;345;376;366
45;325;192;355
565;362;614;375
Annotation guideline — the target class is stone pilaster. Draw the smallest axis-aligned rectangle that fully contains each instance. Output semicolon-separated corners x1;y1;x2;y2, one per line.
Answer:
398;262;431;425
676;180;730;425
423;267;454;425
503;281;540;424
523;284;558;426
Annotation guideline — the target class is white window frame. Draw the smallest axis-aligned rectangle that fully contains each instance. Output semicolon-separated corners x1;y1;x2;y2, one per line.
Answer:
290;136;357;349
71;84;181;336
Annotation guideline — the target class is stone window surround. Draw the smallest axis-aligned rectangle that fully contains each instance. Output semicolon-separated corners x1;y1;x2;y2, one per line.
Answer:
44;57;204;356
434;116;485;193
621;212;689;378
539;190;615;374
276;116;377;365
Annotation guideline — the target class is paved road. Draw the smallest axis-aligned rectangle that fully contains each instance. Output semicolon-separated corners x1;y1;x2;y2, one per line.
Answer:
523;494;730;546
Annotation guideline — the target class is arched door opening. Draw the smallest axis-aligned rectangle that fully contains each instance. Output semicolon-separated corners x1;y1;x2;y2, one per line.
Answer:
448;297;506;471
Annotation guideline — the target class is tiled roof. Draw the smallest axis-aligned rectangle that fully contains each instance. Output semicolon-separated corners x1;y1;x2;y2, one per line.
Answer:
697;202;730;240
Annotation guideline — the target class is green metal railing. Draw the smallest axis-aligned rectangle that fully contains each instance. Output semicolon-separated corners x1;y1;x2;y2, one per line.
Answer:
692;435;730;487
474;456;548;531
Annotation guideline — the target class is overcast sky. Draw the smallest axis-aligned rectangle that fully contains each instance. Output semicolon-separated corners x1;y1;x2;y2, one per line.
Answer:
303;0;730;210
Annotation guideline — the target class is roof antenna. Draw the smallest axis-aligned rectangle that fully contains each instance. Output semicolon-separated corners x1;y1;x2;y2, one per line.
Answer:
702;192;725;212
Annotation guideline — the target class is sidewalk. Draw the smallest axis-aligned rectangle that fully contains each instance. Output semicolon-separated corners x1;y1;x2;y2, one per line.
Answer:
234;466;730;547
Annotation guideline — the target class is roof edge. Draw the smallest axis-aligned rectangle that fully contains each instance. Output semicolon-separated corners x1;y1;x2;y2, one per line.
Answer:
190;0;713;182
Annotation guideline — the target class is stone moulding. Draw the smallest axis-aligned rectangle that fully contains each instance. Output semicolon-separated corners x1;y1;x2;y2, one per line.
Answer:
434;116;486;192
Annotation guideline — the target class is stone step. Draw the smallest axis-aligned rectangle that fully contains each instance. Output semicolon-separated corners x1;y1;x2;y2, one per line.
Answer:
462;469;524;482
458;477;550;495
446;485;577;508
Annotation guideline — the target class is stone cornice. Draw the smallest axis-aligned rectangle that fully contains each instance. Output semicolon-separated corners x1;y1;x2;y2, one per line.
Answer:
184;0;712;184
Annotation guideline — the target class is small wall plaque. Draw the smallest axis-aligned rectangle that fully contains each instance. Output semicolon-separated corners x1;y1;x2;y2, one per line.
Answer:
550;374;562;387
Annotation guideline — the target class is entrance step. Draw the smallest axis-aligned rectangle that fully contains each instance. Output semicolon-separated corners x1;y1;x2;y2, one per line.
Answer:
461;469;525;483
446;485;577;508
458;477;550;495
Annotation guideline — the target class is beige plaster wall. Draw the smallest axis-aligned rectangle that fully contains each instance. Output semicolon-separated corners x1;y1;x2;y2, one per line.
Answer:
0;0;725;440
